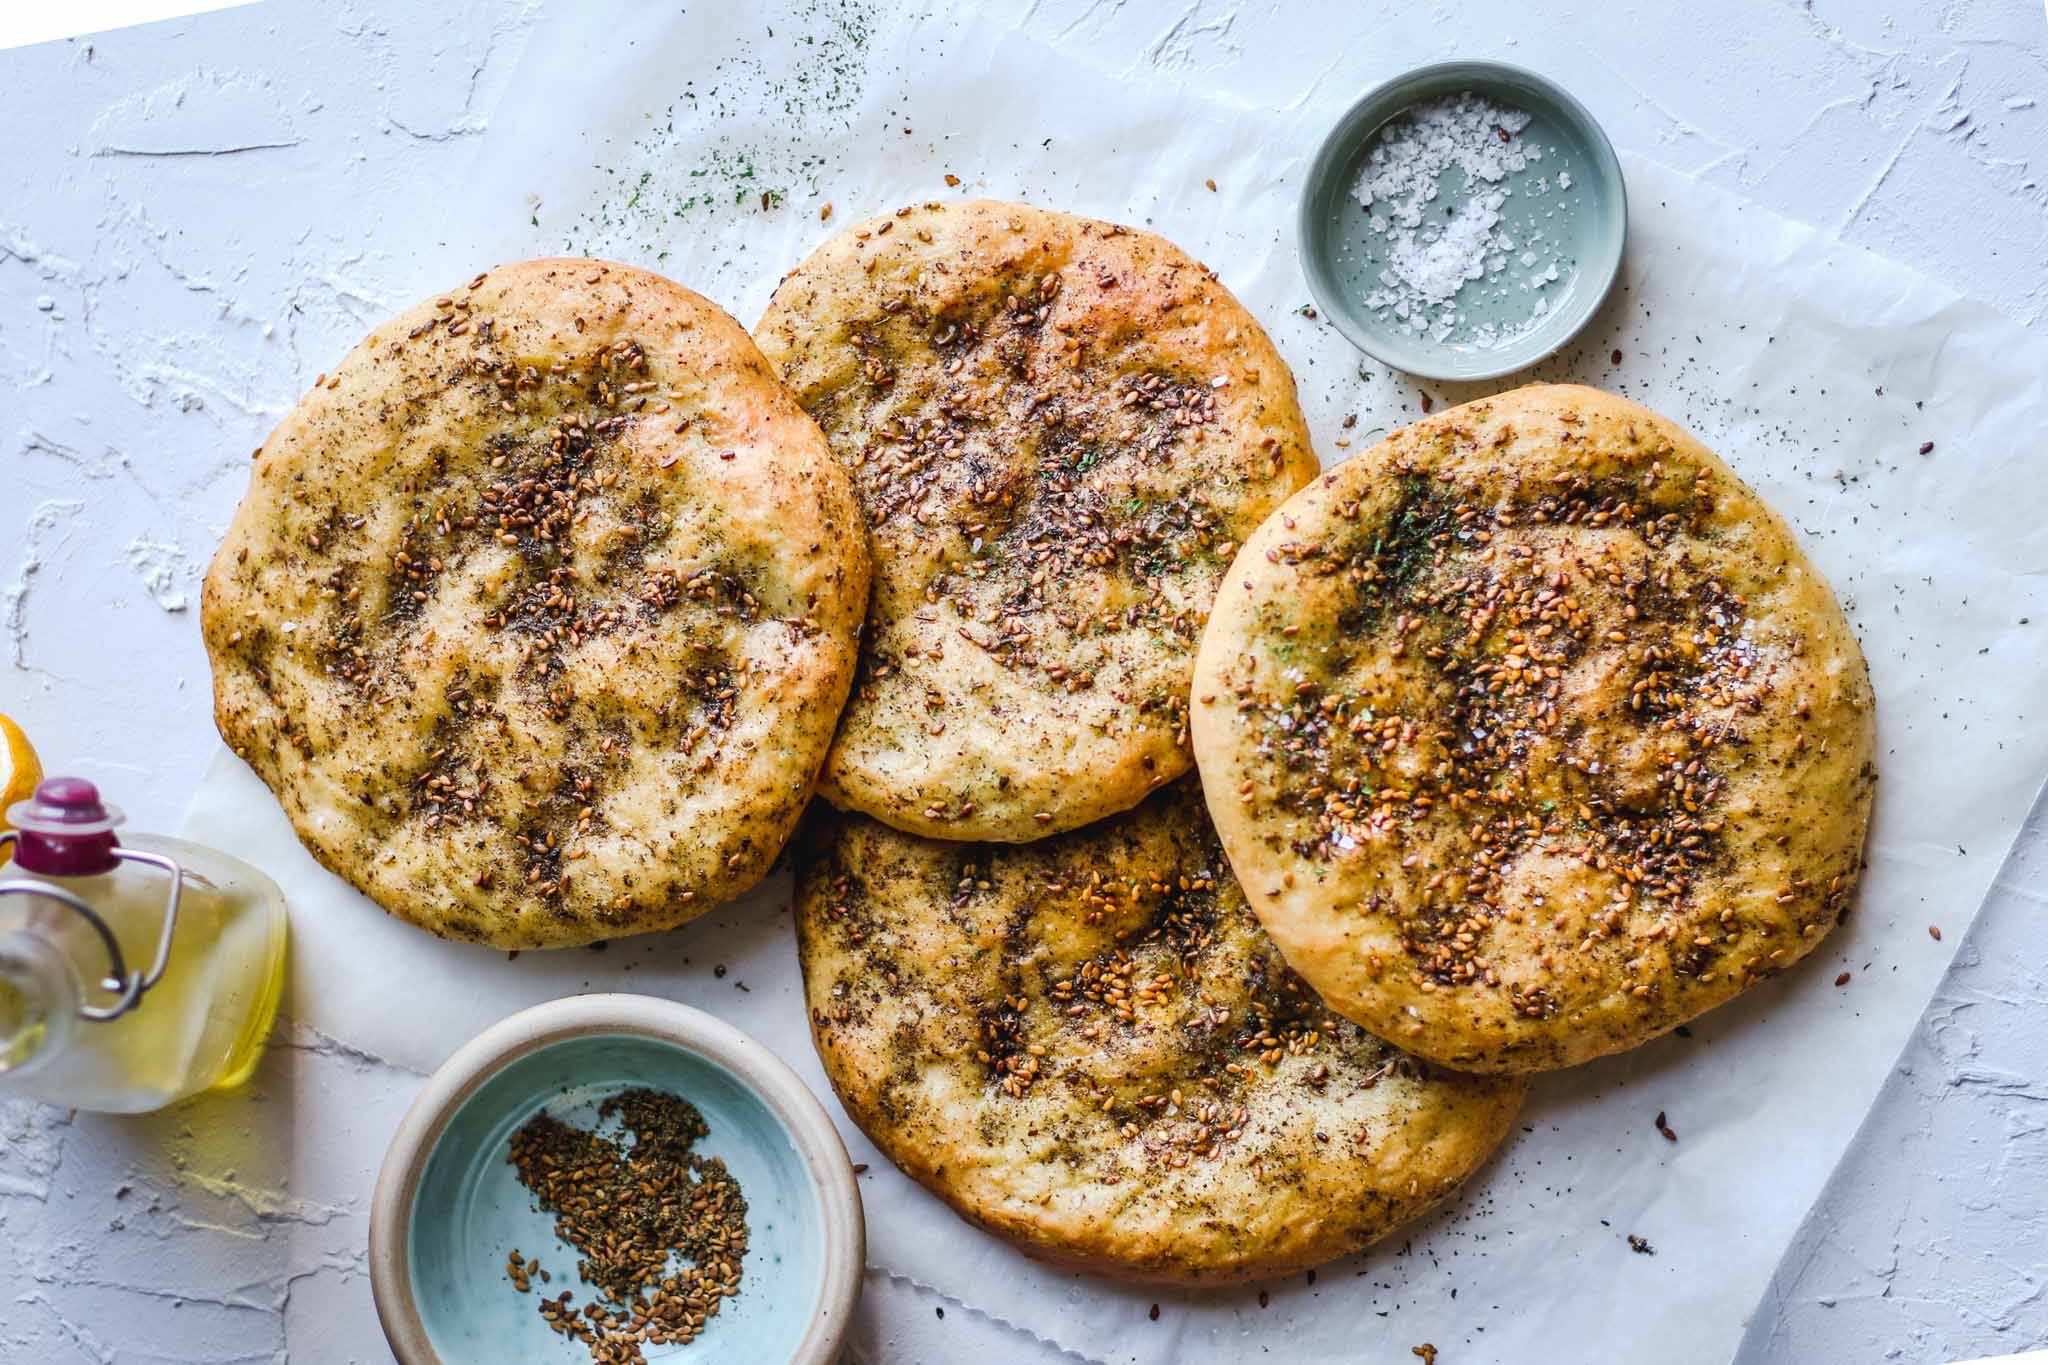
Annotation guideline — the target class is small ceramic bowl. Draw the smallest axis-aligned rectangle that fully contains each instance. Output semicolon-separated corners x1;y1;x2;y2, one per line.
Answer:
369;995;863;1364
1298;60;1627;381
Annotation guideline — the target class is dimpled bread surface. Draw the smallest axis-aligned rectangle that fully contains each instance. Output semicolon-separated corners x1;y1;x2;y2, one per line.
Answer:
796;780;1526;1282
204;259;868;948
757;200;1317;842
1192;385;1876;1072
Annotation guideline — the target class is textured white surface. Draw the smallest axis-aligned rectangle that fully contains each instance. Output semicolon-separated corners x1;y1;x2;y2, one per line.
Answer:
1737;787;2048;1365
1;1;2045;1362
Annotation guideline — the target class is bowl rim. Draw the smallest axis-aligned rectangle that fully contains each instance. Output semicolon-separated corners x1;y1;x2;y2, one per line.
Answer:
368;993;865;1365
1296;58;1628;382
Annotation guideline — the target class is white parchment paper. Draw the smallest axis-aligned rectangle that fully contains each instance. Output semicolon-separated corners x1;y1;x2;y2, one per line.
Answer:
184;6;2048;1360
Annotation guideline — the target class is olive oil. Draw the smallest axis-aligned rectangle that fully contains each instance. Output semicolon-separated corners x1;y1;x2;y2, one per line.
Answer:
0;779;288;1113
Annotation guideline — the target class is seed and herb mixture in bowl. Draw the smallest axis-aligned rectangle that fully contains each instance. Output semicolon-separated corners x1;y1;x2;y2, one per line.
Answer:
369;996;862;1365
504;1087;750;1361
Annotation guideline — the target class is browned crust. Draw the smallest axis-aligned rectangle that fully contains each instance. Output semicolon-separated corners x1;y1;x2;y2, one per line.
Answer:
795;781;1526;1282
202;259;869;948
1192;384;1877;1072
757;200;1317;842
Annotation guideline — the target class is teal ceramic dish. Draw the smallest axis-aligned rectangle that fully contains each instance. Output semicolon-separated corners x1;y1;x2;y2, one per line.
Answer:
369;995;863;1364
1298;60;1626;381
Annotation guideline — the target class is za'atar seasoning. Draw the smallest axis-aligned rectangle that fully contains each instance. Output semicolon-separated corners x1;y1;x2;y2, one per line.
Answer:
507;1088;750;1363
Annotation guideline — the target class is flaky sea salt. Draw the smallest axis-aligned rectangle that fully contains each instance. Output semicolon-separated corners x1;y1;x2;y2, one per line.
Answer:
1350;91;1572;349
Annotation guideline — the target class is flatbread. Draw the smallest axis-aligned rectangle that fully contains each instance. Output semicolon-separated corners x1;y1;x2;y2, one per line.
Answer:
795;780;1525;1283
203;259;868;948
757;200;1316;841
1192;385;1876;1072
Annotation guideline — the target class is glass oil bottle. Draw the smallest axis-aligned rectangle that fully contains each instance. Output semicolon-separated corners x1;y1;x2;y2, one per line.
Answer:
0;777;289;1112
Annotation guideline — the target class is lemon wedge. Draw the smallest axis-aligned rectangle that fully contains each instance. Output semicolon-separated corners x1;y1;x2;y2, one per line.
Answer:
0;712;42;864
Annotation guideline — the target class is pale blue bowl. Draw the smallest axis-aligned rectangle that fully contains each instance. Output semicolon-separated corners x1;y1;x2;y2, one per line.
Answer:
370;996;863;1364
1299;60;1627;381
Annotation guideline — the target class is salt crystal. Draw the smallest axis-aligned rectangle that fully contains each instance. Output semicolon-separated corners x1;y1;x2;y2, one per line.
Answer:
1348;91;1569;351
